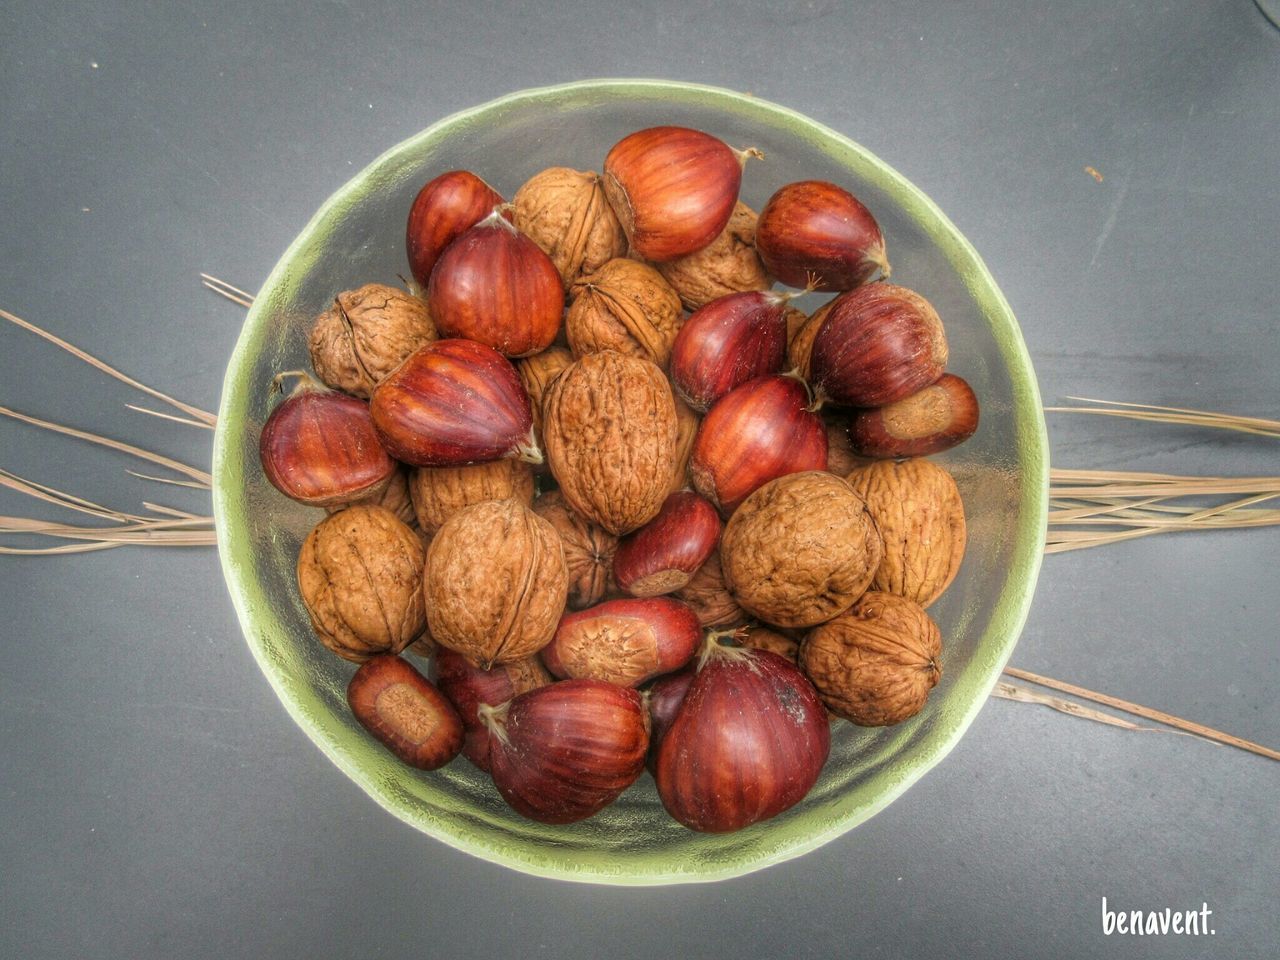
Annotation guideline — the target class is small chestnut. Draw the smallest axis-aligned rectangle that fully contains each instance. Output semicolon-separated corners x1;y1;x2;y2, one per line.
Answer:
347;654;464;770
431;647;551;771
541;596;703;687
612;491;721;597
849;373;979;458
755;180;889;291
405;170;504;289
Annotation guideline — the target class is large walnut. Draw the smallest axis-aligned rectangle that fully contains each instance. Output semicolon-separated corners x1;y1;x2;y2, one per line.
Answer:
565;258;684;369
513;167;627;286
308;283;435;398
674;548;745;628
532;490;618;610
408;459;535;535
542;350;678;535
800;591;942;726
424;499;567;668
668;395;700;494
721;471;882;628
847;458;966;607
296;505;427;662
517;345;574;456
654;202;771;310
786;299;833;381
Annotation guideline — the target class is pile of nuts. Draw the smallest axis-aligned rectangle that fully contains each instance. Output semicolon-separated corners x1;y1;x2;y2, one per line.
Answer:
260;125;980;833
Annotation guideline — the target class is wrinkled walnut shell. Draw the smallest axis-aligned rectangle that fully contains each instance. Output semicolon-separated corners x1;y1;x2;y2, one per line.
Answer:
513;167;627;286
517;345;575;460
542;350;678;535
800;591;942;726
425;498;568;668
565;259;684;369
846;458;966;607
326;465;417;529
721;471;883;628
668;395;700;494
654;202;771;310
674;547;746;629
408;459;535;535
308;284;436;398
297;505;427;662
532;490;618;610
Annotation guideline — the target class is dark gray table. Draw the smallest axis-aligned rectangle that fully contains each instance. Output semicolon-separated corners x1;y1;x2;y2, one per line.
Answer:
2;2;1276;957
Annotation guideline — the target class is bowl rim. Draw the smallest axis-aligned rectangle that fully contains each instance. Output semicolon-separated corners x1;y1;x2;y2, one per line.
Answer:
212;77;1048;885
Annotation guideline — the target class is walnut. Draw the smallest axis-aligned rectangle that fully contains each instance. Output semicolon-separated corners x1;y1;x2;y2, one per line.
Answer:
739;624;798;664
721;471;882;628
800;591;942;725
653;202;771;310
513;167;627;286
308;283;435;398
542;350;678;535
424;498;567;668
408;459;535;535
846;458;966;607
532;489;618;609
296;505;427;662
823;414;872;477
786;299;833;380
674;548;746;628
517;345;574;455
565;258;684;368
668;395;700;494
326;465;416;528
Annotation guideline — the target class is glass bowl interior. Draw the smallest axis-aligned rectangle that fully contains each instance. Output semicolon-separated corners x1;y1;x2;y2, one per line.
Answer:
212;79;1047;885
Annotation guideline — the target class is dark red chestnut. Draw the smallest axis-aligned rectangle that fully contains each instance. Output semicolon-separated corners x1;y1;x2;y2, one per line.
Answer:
669;290;795;412
369;339;540;467
849;373;979;458
405;170;504;289
654;640;830;833
428;210;564;358
347;654;464;771
602;126;759;261
809;283;949;408
259;370;395;507
755;180;889;291
690;375;828;515
613;491;721;597
644;664;696;772
541;596;702;688
431;648;551;772
480;679;649;824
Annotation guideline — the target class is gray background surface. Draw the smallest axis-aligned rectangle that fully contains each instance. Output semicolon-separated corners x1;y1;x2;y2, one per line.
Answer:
1;1;1277;957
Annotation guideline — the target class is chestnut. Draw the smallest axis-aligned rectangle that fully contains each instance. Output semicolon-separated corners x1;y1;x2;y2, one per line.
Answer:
644;664;696;772
612;491;721;597
431;648;551;772
369;339;540;467
405;170;504;289
690;374;828;515
347;654;464;771
654;639;830;832
479;679;649;824
755;180;889;291
669;290;794;413
259;370;395;507
602;126;757;261
428;210;565;358
541;596;702;687
809;283;949;408
849;373;979;458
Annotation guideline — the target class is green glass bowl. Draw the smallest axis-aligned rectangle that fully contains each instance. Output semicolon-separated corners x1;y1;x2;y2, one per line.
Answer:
212;79;1047;885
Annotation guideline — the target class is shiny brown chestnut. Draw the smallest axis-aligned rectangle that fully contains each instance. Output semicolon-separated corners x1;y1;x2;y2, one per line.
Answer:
479;679;649;824
613;492;721;597
849;373;980;458
369;339;540;467
602;126;759;261
541;596;702;687
669;290;795;412
259;370;395;507
809;283;949;408
347;654;464;771
428;210;564;358
406;170;504;289
654;639;830;833
690;374;828;515
644;664;696;772
431;647;551;771
755;180;889;291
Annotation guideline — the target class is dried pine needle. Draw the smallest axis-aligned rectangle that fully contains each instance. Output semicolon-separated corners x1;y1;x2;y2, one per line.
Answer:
200;273;255;308
1047;397;1280;438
